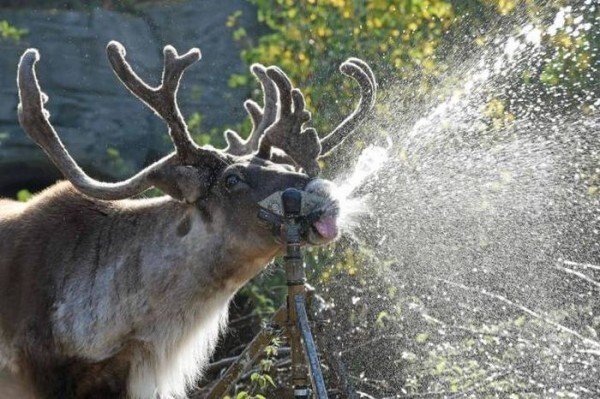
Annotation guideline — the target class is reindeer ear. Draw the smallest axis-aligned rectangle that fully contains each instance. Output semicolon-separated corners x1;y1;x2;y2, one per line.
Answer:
148;165;213;203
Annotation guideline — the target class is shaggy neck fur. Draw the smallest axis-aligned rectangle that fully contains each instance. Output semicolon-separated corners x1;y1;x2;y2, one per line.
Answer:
0;182;281;398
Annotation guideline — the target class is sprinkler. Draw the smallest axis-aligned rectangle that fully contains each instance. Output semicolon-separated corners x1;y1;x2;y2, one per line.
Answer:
206;188;332;398
280;188;327;399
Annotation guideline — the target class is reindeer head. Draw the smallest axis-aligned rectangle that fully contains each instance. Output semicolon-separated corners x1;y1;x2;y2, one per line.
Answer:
17;42;376;251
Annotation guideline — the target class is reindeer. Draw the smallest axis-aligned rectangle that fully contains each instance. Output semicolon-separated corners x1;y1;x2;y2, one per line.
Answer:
0;41;376;399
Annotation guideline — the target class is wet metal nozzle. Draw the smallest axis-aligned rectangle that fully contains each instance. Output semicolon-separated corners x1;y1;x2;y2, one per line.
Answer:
282;188;302;218
282;188;303;284
257;190;325;236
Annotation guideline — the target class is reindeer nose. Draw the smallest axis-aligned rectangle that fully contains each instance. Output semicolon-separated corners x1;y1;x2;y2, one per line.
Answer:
305;178;336;198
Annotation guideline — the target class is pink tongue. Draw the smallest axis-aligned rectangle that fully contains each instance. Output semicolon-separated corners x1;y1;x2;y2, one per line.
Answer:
313;216;338;240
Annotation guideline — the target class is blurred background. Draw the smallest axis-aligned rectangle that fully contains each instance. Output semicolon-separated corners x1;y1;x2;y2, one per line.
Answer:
0;0;599;398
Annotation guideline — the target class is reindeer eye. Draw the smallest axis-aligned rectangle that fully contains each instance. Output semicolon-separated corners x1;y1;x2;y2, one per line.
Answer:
225;174;242;188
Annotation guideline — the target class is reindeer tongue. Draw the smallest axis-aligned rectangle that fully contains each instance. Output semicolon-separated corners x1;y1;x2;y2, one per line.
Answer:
313;215;338;240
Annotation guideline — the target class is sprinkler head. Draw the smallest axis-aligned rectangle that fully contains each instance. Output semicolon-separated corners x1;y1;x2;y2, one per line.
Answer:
258;190;324;219
257;189;331;242
282;188;303;218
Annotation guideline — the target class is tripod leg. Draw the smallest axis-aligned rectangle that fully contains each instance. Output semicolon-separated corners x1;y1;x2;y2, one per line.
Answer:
295;294;328;399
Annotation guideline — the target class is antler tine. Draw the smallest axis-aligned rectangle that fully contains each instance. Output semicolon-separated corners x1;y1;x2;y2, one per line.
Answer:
258;66;321;176
319;58;377;156
224;63;278;155
17;49;177;200
106;41;201;163
346;57;377;107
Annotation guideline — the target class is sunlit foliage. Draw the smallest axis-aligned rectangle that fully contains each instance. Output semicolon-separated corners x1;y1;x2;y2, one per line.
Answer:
225;1;598;137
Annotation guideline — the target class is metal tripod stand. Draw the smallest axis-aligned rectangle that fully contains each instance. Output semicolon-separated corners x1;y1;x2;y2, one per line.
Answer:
206;188;328;399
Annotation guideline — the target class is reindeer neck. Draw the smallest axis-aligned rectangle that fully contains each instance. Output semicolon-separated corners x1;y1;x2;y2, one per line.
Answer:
0;182;279;360
5;181;278;310
108;188;280;295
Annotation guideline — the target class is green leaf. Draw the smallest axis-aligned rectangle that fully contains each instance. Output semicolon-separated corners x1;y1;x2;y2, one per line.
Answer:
226;10;243;28
264;345;278;357
375;310;390;328
514;315;526;327
450;381;459;392
228;73;249;88
106;147;120;159
236;392;249;399
187;112;203;133
0;20;27;42
257;374;267;388
415;332;429;344
264;374;276;387
233;27;247;41
435;359;447;374
16;189;33;202
260;359;273;372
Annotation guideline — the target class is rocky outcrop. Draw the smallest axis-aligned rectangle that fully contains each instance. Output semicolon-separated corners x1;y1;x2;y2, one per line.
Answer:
0;1;261;196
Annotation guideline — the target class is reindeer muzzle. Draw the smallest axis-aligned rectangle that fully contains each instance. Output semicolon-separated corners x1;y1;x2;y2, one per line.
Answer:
257;188;329;240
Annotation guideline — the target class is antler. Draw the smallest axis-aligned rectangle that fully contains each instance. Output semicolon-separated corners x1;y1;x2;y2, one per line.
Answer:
224;64;278;155
106;41;201;164
257;67;322;176
319;58;377;156
254;58;377;177
17;42;207;200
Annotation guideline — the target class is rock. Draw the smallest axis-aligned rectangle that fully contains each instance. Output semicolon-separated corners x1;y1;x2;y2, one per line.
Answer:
0;1;261;196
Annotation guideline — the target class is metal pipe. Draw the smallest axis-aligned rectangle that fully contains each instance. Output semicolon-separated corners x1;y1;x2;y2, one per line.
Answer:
282;188;311;398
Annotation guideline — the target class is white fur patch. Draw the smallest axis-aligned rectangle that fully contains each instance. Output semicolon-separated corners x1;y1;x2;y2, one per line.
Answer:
0;333;17;373
128;293;232;399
